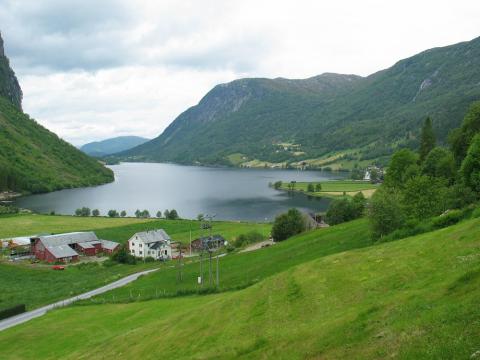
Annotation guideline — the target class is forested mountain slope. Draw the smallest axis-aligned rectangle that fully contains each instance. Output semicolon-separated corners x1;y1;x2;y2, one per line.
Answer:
122;36;480;167
0;32;113;193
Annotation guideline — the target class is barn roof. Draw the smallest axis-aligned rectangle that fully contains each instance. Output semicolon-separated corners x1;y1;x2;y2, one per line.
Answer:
47;245;78;259
131;229;171;244
100;240;120;250
37;232;99;247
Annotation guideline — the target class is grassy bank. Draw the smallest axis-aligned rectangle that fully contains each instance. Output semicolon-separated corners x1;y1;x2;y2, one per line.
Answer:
1;217;479;358
278;180;378;198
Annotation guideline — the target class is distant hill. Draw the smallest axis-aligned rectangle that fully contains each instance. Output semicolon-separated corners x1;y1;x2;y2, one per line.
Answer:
121;36;480;168
81;136;150;157
0;32;113;193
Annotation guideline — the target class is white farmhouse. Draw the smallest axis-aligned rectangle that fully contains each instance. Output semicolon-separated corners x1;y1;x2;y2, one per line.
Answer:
127;229;172;260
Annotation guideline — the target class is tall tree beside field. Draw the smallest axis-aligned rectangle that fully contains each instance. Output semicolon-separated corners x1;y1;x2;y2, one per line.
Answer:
92;209;100;217
383;149;419;189
120;210;127;217
368;188;405;239
421;147;456;184
402;176;448;221
460;134;480;192
450;101;480;164
419;117;436;162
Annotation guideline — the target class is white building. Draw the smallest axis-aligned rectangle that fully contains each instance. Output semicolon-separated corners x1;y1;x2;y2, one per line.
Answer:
127;229;172;260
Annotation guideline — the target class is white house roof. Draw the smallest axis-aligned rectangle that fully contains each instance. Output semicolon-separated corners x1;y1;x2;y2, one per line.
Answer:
47;245;78;259
37;232;99;247
131;229;171;244
100;240;120;250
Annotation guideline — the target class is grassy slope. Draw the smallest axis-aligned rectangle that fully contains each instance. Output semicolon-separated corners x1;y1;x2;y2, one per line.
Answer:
1;218;479;359
86;219;371;302
0;214;271;244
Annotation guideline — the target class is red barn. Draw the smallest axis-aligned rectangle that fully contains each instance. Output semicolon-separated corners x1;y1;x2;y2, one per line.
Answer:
31;232;119;263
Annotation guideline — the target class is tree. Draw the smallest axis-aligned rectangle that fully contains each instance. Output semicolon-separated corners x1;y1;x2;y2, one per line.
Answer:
108;209;119;218
197;213;204;221
421;147;456;184
384;149;419;189
156;211;162;218
120;210;127;217
288;181;296;190
419;117;436;162
315;183;322;192
368;188;405;239
325;193;365;225
273;181;282;190
75;207;90;216
135;209;141;218
307;183;315;192
111;245;136;264
141;210;150;218
271;208;306;241
402;175;448;221
450;101;480;164
369;168;379;183
92;209;100;217
164;209;170;219
461;133;480;192
168;209;179;220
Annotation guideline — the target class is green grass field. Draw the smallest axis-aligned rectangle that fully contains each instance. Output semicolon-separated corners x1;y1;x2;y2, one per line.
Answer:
0;261;159;311
0;214;271;244
0;214;271;310
85;219;371;302
279;180;378;198
1;217;479;358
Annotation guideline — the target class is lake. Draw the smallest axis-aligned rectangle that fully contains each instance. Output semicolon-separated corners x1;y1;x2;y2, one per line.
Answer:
15;163;347;221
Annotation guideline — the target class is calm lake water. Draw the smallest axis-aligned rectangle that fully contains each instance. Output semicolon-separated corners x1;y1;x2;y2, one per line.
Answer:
16;163;347;221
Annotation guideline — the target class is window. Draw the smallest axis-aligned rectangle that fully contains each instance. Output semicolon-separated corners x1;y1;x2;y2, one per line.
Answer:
131;250;134;254
139;243;143;247
139;251;142;255
164;250;167;255
132;242;135;246
147;251;150;255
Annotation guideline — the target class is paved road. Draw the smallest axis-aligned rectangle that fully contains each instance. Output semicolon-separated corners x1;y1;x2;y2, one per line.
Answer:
0;268;158;332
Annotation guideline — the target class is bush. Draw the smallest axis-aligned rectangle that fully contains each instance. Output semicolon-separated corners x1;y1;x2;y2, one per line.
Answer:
472;206;480;219
92;209;100;217
0;304;26;320
326;193;365;225
273;181;282;190
144;256;155;262
108;209;119;218
432;210;465;229
271;208;306;242
234;231;264;248
111;246;136;265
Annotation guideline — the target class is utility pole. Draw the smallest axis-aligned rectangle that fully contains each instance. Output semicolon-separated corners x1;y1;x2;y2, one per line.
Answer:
216;253;219;287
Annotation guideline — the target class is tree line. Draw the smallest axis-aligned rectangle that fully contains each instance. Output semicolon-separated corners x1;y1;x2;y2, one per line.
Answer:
73;207;180;219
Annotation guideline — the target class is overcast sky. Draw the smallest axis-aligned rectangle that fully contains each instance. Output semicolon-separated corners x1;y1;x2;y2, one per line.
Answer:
1;0;479;146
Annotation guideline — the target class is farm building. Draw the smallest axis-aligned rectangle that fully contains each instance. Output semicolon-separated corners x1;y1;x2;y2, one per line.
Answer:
191;235;226;252
31;232;119;263
127;229;172;260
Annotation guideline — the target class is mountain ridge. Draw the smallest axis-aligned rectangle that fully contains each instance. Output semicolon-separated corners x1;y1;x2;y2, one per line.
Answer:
81;136;150;157
121;35;480;168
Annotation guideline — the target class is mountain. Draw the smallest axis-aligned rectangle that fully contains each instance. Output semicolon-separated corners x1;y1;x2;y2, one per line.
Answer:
0;32;113;194
122;36;480;168
80;136;150;157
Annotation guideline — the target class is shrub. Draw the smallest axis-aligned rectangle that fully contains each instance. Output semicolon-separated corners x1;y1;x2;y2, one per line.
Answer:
273;181;282;190
111;246;136;265
368;188;405;239
0;304;26;320
234;231;264;248
144;256;155;263
432;210;465;229
472;206;480;219
326;193;365;225
271;208;306;242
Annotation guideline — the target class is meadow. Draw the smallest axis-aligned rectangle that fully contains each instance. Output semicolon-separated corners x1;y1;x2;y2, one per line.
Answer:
279;180;378;197
0;214;271;244
1;216;479;358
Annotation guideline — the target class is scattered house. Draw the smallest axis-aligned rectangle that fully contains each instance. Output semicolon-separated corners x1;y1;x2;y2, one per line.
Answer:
127;229;172;260
364;165;384;183
31;232;119;263
190;235;226;252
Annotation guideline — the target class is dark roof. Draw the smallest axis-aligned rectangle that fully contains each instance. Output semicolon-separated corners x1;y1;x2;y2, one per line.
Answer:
37;232;98;247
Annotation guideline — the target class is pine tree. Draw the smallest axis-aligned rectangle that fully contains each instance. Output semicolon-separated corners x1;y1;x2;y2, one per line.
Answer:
419;117;436;162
